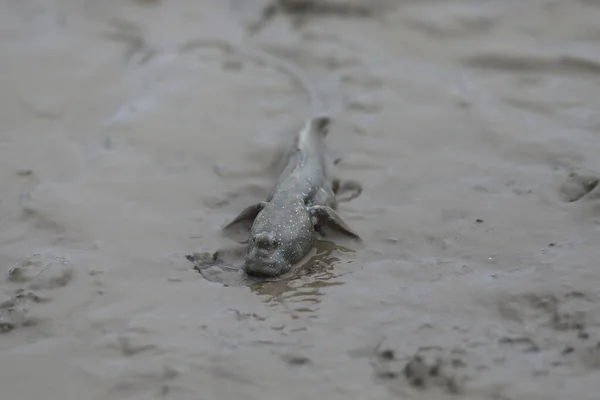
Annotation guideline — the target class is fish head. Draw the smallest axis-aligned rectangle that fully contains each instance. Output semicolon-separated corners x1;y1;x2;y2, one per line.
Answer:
243;232;289;277
243;218;314;277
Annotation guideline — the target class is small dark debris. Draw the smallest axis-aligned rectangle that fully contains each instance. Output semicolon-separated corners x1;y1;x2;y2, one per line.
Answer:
222;60;243;70
429;364;439;377
499;336;540;352
282;354;311;366
411;377;424;387
272;0;374;16
159;384;170;397
418;345;444;352
375;370;398;380
548;242;556;247
403;355;427;387
185;252;218;264
134;0;162;4
16;170;33;177
230;309;266;321
475;219;484;223
532;369;550;377
378;349;395;361
446;379;461;394
562;346;575;355
451;358;466;368
450;348;467;355
578;331;590;340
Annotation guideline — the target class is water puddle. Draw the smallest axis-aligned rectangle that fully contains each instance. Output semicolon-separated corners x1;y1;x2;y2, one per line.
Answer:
186;239;355;293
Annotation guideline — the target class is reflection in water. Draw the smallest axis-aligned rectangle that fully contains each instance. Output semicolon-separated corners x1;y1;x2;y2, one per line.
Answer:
187;239;355;316
250;239;352;294
251;239;354;318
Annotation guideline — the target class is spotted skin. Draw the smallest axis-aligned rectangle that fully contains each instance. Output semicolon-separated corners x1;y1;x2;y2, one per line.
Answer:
222;116;361;277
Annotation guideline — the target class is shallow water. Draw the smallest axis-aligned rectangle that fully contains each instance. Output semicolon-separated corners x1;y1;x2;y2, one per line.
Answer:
2;0;600;399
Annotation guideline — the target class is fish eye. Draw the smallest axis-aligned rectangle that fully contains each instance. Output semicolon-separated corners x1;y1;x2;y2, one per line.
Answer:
254;233;278;249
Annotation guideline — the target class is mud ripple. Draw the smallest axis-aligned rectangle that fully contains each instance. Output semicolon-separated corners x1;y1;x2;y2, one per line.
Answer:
463;52;600;76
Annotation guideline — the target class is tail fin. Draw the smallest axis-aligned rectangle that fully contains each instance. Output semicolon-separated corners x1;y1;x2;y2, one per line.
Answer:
298;115;332;148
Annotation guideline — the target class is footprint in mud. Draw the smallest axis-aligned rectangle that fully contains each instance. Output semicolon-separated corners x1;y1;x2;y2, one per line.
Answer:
0;289;51;333
7;253;74;290
370;345;469;395
2;254;74;333
496;291;596;335
559;171;600;203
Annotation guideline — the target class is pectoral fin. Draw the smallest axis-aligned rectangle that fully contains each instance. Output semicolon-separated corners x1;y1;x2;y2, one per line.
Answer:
222;202;267;243
310;205;361;240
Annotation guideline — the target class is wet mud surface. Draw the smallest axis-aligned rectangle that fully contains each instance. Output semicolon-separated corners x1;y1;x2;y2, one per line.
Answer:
2;0;600;399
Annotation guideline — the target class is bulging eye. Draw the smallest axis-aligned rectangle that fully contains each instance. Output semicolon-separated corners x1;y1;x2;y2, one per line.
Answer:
254;233;278;249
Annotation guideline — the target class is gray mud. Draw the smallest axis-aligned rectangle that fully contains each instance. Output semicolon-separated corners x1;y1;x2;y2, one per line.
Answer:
2;1;600;399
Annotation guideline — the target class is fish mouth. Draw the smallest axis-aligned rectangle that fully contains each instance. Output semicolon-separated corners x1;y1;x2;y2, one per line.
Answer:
243;260;286;277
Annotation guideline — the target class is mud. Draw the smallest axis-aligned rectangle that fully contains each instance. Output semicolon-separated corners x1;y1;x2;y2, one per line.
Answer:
2;0;600;399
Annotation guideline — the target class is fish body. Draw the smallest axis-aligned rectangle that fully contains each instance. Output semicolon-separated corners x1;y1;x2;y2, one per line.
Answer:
222;116;360;277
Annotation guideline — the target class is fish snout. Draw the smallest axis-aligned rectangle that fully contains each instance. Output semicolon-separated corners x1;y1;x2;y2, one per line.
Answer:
243;243;290;277
243;257;290;277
